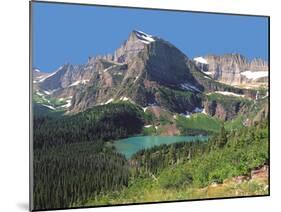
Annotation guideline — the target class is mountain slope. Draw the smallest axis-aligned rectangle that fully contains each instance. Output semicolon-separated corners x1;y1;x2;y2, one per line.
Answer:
33;30;268;122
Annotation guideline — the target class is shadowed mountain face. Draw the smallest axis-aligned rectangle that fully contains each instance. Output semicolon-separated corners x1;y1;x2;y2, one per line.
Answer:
33;30;268;119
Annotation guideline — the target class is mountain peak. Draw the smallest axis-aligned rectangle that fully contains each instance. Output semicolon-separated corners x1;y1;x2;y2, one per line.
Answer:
87;30;157;64
131;30;155;44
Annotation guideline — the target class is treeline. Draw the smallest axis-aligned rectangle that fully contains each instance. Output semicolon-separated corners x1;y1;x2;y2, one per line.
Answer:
33;142;129;210
33;102;144;149
131;120;268;188
131;124;227;175
131;140;210;175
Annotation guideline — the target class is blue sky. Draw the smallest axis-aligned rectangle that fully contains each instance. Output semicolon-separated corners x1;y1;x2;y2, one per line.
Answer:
32;2;268;72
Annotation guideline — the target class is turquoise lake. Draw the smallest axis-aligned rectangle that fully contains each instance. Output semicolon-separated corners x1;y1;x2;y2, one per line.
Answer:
112;135;208;159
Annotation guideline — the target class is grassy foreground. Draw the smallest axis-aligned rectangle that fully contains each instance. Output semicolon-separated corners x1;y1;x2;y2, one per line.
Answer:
82;175;268;206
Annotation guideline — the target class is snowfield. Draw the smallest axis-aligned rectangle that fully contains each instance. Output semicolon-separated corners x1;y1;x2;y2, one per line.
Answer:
209;91;245;98
105;98;114;104
180;83;201;92
61;99;72;108
42;104;55;110
39;66;63;82
241;71;268;80
69;79;89;87
203;71;213;76
194;57;208;64
120;96;129;101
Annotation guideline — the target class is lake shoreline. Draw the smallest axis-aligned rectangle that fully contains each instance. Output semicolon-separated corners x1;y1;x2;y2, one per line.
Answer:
110;135;209;159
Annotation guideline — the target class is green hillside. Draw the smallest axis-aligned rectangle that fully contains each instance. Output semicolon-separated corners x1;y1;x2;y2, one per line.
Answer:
176;113;221;134
83;120;268;206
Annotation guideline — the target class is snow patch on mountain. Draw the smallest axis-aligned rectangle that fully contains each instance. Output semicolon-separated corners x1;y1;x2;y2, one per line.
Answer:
133;75;141;83
193;107;204;113
41;89;58;95
180;83;201;92
42;104;55;110
135;30;155;44
61;99;72;108
103;65;117;73
241;71;268;80
208;91;245;98
143;107;148;112
201;108;207;115
105;98;114;104
39;66;63;82
180;111;191;118
120;96;129;101
42;90;51;95
69;79;89;87
194;57;208;64
203;72;213;76
36;91;44;96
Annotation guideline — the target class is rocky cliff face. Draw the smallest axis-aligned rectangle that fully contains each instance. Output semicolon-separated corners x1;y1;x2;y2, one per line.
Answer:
33;68;49;82
193;54;268;87
203;97;250;121
33;30;267;121
88;30;149;64
36;30;205;113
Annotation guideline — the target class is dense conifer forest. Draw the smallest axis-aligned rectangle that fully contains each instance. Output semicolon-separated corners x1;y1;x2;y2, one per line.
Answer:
34;143;129;209
33;102;144;209
33;102;144;148
32;101;269;209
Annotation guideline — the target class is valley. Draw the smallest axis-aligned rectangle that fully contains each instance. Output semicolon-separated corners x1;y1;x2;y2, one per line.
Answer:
32;30;269;210
110;135;208;159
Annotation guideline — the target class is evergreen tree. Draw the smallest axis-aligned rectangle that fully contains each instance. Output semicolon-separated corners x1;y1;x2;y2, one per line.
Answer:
217;123;227;148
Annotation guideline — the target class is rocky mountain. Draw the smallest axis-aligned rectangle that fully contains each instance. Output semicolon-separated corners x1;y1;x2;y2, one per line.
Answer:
33;30;268;121
193;54;268;88
35;30;204;112
33;68;49;82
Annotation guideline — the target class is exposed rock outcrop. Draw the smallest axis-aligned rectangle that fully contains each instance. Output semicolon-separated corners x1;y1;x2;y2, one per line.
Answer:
203;94;252;121
193;53;268;87
33;30;268;119
37;30;204;113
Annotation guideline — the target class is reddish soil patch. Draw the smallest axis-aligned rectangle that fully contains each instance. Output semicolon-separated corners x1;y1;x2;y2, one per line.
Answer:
250;165;269;181
160;124;180;136
149;106;162;118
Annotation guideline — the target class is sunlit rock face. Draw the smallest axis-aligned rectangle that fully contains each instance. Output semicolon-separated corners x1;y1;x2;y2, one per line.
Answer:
193;53;268;87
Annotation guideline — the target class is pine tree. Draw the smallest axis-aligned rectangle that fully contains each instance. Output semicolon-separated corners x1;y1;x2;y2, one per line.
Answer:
217;123;227;148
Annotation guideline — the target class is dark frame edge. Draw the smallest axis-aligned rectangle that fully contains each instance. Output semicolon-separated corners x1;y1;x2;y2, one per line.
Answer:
267;16;270;197
29;1;34;211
